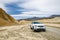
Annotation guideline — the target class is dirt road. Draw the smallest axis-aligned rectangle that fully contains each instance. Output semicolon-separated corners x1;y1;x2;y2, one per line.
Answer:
0;24;60;40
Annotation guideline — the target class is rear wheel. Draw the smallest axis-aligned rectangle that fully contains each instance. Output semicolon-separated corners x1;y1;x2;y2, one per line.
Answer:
31;28;33;29
31;26;34;29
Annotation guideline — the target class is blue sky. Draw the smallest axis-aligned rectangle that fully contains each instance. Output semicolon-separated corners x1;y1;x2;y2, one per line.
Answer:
0;0;60;19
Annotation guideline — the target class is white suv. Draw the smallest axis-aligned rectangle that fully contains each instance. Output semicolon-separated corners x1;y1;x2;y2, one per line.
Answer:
30;22;46;32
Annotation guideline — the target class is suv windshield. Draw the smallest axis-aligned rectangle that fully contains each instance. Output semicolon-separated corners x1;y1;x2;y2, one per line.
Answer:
32;22;41;24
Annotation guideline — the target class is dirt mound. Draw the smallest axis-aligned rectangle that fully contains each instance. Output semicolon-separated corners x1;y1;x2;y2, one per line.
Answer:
0;8;18;26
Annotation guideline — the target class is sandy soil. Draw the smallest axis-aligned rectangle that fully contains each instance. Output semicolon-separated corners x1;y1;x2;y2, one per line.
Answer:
0;24;60;40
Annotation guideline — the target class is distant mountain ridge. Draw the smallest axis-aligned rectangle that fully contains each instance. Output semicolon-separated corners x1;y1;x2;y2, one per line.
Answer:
51;15;60;17
18;15;60;21
0;8;18;26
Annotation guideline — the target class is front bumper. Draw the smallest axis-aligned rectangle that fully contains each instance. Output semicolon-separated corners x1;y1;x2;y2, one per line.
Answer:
34;28;46;31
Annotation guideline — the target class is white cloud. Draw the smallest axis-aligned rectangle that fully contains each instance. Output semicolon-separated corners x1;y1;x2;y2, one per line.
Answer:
19;0;60;16
0;0;19;3
11;11;52;19
0;0;60;19
20;0;60;12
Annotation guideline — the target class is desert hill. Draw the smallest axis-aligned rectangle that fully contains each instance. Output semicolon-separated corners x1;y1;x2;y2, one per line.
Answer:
18;15;60;24
0;8;18;26
18;15;60;21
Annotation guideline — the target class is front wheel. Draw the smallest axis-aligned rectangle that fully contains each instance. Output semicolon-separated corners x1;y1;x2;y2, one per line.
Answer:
43;29;46;32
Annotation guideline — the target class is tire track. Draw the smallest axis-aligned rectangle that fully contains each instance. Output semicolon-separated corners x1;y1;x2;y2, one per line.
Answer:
0;25;60;40
19;25;47;40
39;27;60;40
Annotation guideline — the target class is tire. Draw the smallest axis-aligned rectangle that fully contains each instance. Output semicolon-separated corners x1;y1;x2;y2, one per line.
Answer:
34;30;37;31
31;27;34;30
34;29;41;32
31;28;33;30
43;29;46;32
